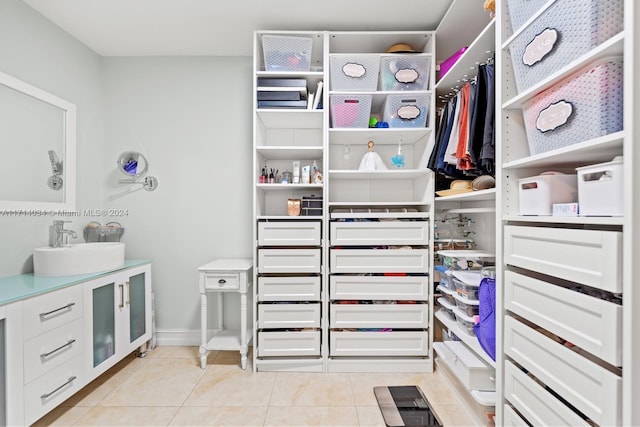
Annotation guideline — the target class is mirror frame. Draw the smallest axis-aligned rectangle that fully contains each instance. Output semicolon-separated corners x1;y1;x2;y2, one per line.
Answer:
0;71;76;212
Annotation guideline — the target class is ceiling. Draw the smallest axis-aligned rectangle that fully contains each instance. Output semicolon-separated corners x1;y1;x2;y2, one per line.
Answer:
22;0;454;57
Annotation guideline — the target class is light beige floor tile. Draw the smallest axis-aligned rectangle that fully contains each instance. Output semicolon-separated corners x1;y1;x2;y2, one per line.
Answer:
417;370;464;406
145;345;202;360
355;405;386;427
182;364;276;407
348;372;429;406
71;406;178;426
432;404;476;426
169;405;268;426
32;405;91;426
264;406;359;427
269;372;355;407
98;358;206;407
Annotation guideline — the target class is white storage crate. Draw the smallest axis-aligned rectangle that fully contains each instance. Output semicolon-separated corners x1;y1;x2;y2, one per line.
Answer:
262;35;313;72
522;57;623;156
507;0;623;93
505;0;550;34
330;54;380;91
518;173;578;215
330;94;372;128
382;93;429;128
576;156;623;216
379;55;430;91
434;341;495;390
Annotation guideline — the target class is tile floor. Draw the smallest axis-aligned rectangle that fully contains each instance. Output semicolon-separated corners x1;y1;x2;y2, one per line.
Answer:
34;346;475;426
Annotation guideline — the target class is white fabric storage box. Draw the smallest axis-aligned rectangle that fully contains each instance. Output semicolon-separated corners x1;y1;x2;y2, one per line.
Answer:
329;331;428;356
505;0;549;34
379;54;430;91
522;57;623;156
382;93;429;128
330;275;428;301
330;54;380;91
262;35;313;72
433;341;495;391
518;173;578;215
576;156;624;216
507;0;623;94
330;94;372;128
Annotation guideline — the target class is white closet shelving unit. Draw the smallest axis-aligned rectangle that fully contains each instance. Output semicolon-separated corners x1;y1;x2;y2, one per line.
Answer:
496;0;638;425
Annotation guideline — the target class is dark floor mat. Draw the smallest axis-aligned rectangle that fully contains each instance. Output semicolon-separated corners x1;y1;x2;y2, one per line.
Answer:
374;385;443;427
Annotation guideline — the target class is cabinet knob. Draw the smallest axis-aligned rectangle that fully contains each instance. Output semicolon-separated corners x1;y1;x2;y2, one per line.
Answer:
218;279;226;286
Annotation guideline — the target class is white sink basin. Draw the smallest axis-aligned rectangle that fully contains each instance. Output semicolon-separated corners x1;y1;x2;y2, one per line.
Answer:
33;242;125;277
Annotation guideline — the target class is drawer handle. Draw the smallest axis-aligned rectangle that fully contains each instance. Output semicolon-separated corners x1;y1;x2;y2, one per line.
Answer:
41;376;77;399
218;279;226;287
40;339;76;358
40;302;75;318
119;284;125;308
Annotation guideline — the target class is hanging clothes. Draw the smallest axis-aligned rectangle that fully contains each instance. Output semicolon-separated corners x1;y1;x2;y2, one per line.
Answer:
480;61;495;174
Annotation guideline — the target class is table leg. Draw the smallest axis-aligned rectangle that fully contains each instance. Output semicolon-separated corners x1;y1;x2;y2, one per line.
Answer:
199;293;207;369
240;291;248;370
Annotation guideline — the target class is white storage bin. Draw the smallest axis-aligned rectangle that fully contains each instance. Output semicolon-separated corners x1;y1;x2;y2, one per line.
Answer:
330;330;428;356
450;270;483;300
433;341;495;391
505;0;550;34
330;275;428;301
330;94;372;128
507;0;624;93
258;330;321;357
330;54;380;91
576;156;624;216
379;54;430;91
518;173;578;215
453;308;476;336
522;57;623;156
262;35;313;72
330;303;428;329
382;93;429;128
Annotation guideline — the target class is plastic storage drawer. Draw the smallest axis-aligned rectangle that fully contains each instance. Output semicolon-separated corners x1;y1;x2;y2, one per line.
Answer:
330;275;428;301
518;173;578;215
382;93;429;128
453;293;480;317
507;0;623;94
379;54;430;91
576;156;624;216
258;330;320;357
433;341;495;391
453;308;476;335
330;220;429;246
330;330;428;356
329;94;372;128
262;35;313;72
450;270;483;300
330;303;429;329
522;57;623;156
258;276;321;302
329;54;380;91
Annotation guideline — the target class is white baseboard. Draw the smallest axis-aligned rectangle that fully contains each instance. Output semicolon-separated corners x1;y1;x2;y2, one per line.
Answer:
155;329;201;347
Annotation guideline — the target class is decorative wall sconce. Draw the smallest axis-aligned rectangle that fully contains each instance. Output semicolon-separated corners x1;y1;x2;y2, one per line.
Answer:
117;151;158;191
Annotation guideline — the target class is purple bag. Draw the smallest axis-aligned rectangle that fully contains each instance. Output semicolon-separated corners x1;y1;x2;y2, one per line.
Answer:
474;276;496;361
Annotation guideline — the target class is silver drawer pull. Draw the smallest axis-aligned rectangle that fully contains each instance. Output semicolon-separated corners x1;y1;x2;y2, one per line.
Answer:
40;302;75;318
218;279;226;286
41;376;77;399
40;339;76;358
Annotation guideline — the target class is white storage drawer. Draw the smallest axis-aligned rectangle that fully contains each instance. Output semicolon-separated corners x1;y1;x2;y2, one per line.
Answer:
330;221;429;246
503;404;529;426
505;270;622;366
504;225;622;293
201;272;239;292
23;284;83;340
257;330;320;357
258;220;321;246
504;316;621;426
330;303;428;328
258;248;321;274
23;318;83;384
258;303;321;329
504;360;590;427
330;275;428;300
433;341;495;391
258;276;321;301
330;248;429;274
330;331;428;356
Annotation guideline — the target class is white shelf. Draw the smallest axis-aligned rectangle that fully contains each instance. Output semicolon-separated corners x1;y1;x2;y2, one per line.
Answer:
257;215;323;220
440;207;496;215
256;109;323;129
256;146;323;160
328;169;431;180
435;188;496;203
256;183;323;191
328;128;431;145
503;215;624;226
434;309;495;367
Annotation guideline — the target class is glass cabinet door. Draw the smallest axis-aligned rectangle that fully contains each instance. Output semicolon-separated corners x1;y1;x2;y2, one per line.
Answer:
128;271;146;344
91;281;116;368
0;319;5;427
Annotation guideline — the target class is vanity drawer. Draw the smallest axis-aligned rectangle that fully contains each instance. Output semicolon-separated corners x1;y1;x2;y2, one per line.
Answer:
330;275;428;300
330;303;428;328
258;303;321;329
505;270;622;366
330;221;429;246
258;249;321;274
258;276;321;301
200;272;239;292
258;221;321;246
257;330;321;357
330;248;429;274
433;341;495;391
23;318;83;384
329;331;428;356
504;360;590;427
504;316;621;426
504;225;622;293
22;284;83;340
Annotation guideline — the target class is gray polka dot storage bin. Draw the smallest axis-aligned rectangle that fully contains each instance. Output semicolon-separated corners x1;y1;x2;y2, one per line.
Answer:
505;0;550;34
382;93;429;128
330;54;380;91
379;55;431;91
262;35;313;72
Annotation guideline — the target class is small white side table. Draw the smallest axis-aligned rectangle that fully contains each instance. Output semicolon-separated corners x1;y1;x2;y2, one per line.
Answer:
198;258;253;369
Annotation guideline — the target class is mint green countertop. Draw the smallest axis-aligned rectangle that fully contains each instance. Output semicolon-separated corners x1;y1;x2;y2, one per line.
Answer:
0;259;151;306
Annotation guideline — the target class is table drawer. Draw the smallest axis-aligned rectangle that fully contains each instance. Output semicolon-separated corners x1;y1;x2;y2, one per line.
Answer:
504;361;590;427
257;330;320;357
505;270;622;366
504;316;621;426
23;284;83;340
258;249;321;274
258;221;321;246
201;272;239;291
330;221;429;246
330;275;428;300
23;318;83;384
433;341;495;391
258;276;321;301
258;303;321;329
330;248;429;274
504;225;622;293
330;303;428;328
329;331;428;356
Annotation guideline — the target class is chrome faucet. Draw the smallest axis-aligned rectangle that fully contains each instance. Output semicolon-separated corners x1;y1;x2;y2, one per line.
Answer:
52;220;77;247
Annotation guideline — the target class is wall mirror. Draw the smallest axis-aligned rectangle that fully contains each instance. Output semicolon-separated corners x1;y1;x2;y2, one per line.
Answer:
0;71;76;211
